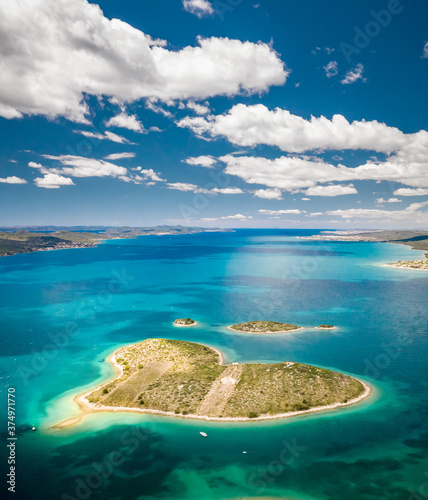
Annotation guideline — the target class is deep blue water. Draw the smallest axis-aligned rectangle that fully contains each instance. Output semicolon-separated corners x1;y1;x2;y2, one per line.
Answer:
0;229;427;500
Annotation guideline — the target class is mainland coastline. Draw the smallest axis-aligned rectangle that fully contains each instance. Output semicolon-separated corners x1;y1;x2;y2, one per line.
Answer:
299;230;428;270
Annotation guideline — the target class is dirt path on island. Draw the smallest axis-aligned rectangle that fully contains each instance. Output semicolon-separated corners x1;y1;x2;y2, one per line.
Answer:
197;364;244;417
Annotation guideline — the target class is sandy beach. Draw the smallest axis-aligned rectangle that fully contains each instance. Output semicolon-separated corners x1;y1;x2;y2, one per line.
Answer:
383;263;428;271
173;321;198;327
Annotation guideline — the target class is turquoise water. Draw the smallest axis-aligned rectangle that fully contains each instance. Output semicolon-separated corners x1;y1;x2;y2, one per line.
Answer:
1;229;427;500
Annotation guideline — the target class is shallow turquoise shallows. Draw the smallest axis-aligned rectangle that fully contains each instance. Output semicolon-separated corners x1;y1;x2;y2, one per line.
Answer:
0;229;427;500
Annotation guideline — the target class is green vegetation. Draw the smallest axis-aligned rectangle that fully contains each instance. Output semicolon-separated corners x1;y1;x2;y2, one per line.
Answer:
86;339;366;419
229;321;302;334
173;318;196;326
317;324;335;329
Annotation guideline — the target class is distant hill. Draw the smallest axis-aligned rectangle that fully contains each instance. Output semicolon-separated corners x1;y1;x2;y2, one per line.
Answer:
0;226;232;257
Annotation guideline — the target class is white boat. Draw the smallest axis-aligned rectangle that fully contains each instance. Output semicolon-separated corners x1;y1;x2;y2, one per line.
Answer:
31;426;36;431
199;431;208;438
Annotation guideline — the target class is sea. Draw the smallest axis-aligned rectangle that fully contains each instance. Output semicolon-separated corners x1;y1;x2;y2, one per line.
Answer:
0;229;427;500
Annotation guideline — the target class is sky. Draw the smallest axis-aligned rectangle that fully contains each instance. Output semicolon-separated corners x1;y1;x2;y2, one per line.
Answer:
0;0;428;228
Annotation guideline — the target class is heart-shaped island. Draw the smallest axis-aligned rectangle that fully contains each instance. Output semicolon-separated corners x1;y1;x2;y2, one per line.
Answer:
60;339;370;425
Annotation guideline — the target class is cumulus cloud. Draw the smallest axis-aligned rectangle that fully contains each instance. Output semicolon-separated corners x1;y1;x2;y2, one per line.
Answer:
253;188;283;200
179;104;408;154
324;61;338;78
394;187;428;196
220;155;341;191
0;0;287;122
105;112;145;133
258;209;302;215
179;105;428;194
304;184;357;197
219;148;428;193
30;155;165;186
341;63;366;85
41;155;128;178
34;173;75;189
183;155;217;168
104;152;136;160
0;176;27;184
183;0;214;17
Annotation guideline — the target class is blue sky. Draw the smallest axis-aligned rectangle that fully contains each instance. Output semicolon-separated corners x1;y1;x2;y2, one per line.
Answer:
1;0;428;228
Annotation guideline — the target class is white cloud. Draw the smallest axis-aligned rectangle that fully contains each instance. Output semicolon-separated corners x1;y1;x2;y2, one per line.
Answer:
324;61;338;78
34;173;75;189
327;201;428;223
166;181;241;194
0;0;287;122
105;112;145;133
376;197;402;204
221;214;252;219
183;0;214;17
422;42;428;59
212;187;243;194
186;101;210;115
29;161;48;172
104;152;136;160
341;63;366;85
253;188;283;200
41;155;128;178
180;105;428;194
0;176;27;184
184;155;217;168
149;126;162;133
167;182;198;191
179;104;408;154
219;150;428;193
134;169;165;183
394;187;428;196
30;155;160;186
305;184;357;197
75;130;135;144
258;209;301;215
